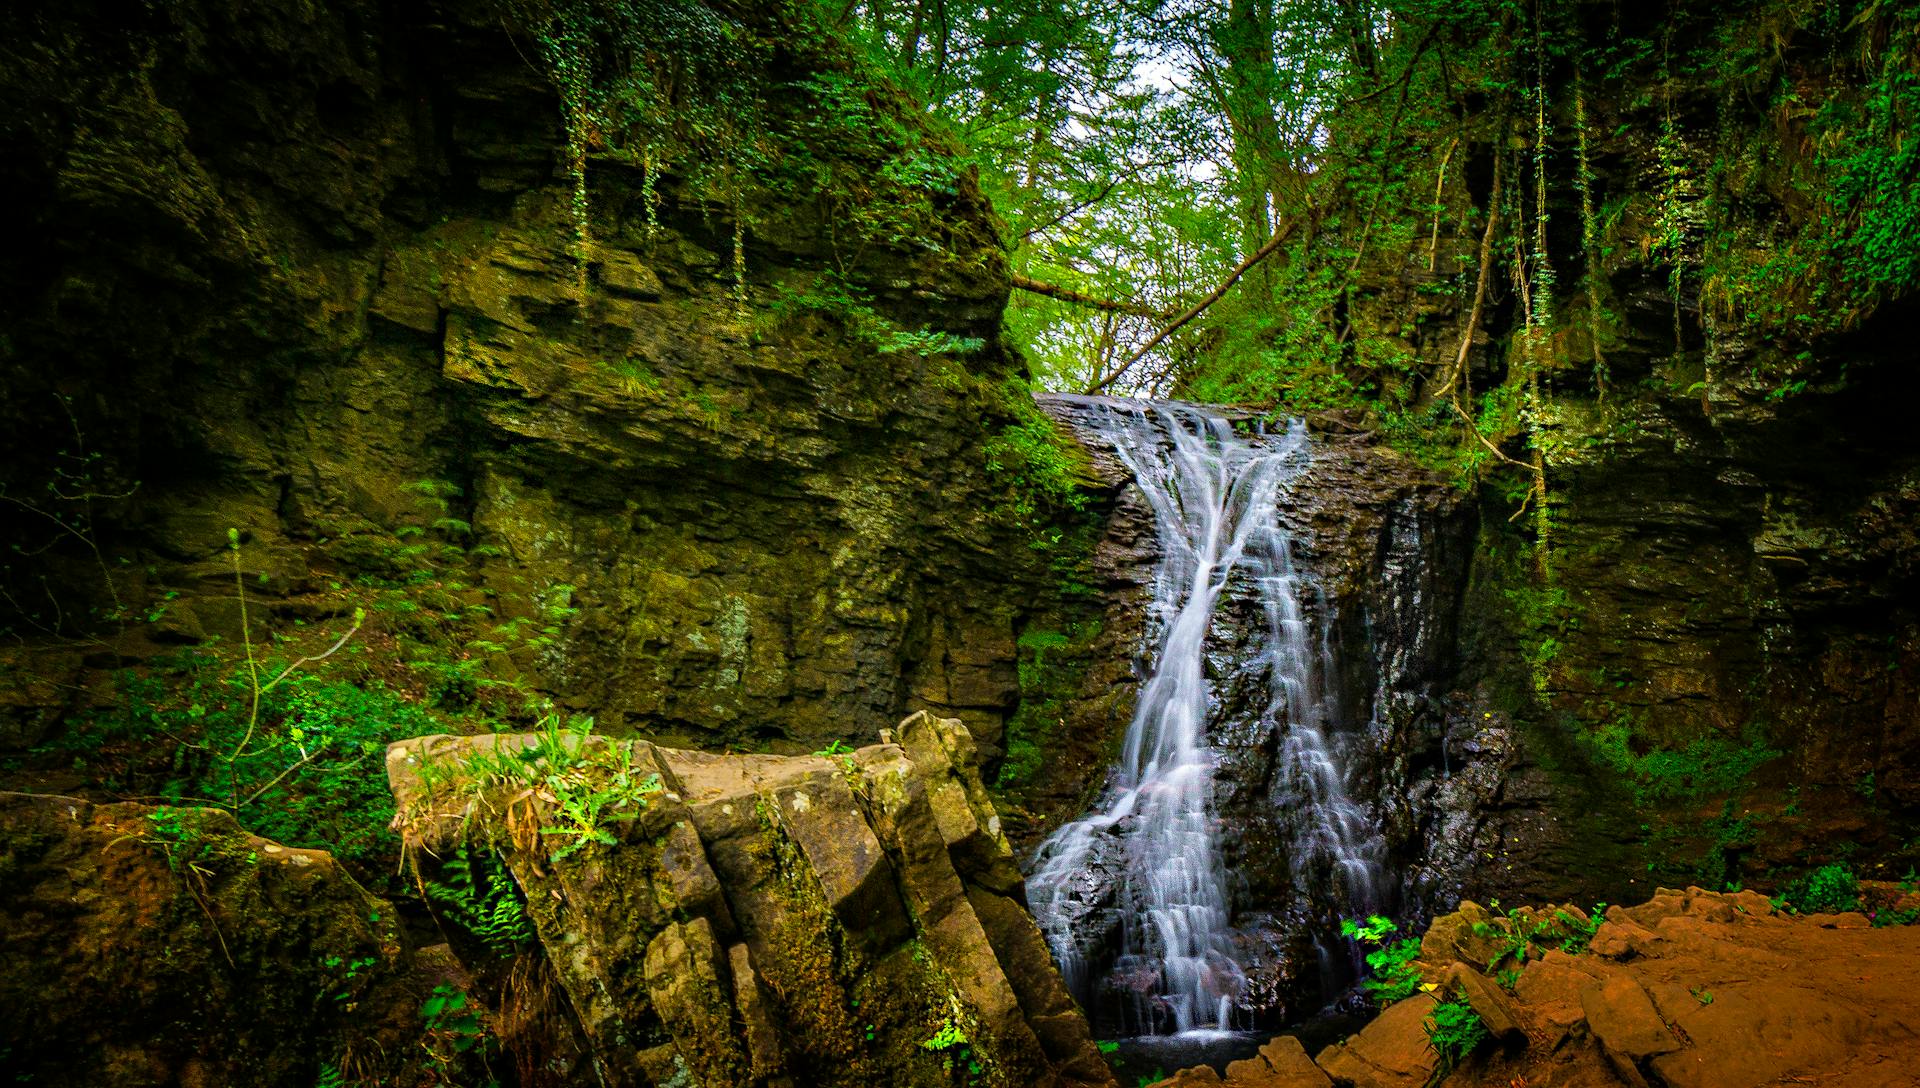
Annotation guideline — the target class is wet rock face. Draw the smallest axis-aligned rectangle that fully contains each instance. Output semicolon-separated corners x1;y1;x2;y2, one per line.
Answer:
991;403;1164;850
0;793;429;1087
0;0;1034;755
386;712;1116;1088
1224;425;1509;1019
1425;331;1920;899
1026;397;1503;1028
1309;19;1920;886
1544;357;1920;801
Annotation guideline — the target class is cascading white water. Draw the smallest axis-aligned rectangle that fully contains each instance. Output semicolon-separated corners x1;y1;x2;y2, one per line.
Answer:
1028;396;1386;1035
1261;533;1386;919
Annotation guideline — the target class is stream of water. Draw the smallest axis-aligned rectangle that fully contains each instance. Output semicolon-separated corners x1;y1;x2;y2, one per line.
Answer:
1027;396;1385;1038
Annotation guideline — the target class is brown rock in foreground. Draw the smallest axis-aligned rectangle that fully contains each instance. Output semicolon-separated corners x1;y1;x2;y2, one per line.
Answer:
387;711;1115;1088
0;793;439;1087
1314;994;1439;1088
1152;886;1920;1088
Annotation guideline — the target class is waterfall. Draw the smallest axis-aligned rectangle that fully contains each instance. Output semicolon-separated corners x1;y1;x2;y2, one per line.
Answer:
1028;396;1386;1036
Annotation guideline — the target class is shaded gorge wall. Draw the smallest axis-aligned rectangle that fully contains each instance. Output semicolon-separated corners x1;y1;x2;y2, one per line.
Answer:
0;0;1072;769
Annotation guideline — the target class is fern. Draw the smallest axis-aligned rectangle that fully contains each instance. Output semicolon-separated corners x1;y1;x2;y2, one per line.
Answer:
1424;996;1490;1083
425;846;537;955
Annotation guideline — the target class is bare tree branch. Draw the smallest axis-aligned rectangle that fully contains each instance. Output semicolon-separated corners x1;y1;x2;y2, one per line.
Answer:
1016;157;1184;243
1011;275;1171;318
1435;140;1504;406
1083;223;1296;394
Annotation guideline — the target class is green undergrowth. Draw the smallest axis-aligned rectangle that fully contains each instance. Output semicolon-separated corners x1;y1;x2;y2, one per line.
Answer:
418;982;493;1071
321;479;579;713
1578;720;1783;807
501;0;992;300
1765;860;1920;926
1555;717;1782;888
983;381;1095;534
1774;861;1861;914
48;652;439;880
760;274;985;360
423;844;539;956
1423;994;1489;1085
17;517;573;889
429;713;667;863
1470;901;1607;973
1344;899;1608;1011
1878;908;1920;928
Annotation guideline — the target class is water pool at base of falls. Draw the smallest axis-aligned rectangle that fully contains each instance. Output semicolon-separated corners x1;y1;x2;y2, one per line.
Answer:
1101;1007;1372;1079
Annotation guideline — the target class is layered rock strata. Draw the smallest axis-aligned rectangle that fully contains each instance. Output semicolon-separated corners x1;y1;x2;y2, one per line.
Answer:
0;0;1038;760
387;711;1115;1088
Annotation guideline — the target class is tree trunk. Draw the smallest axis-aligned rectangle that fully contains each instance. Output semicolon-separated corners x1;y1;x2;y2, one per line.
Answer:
900;0;925;69
1221;0;1280;258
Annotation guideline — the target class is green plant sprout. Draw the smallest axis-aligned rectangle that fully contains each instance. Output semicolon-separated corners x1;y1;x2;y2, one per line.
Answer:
1342;915;1424;1004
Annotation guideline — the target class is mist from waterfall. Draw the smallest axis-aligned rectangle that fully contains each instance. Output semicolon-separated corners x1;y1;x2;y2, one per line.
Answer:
1028;396;1385;1036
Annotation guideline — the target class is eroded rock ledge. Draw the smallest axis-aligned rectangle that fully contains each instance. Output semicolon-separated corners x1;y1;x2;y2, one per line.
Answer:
387;711;1115;1088
1154;887;1920;1088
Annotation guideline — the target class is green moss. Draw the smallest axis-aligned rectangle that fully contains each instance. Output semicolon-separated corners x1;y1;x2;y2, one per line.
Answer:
750;799;869;1078
744;796;1017;1087
983;381;1094;534
140;805;262;877
996;622;1100;793
1577;717;1781;807
760;274;985;359
1504;582;1576;696
1698;802;1759;890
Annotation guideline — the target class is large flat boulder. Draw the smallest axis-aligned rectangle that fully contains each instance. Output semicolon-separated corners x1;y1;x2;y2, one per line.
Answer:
1314;993;1439;1088
1181;888;1920;1088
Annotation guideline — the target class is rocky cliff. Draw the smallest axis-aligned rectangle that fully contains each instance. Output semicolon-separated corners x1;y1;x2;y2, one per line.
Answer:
3;2;1916;1083
1294;3;1920;900
2;713;1112;1087
0;0;1054;764
0;6;1124;1079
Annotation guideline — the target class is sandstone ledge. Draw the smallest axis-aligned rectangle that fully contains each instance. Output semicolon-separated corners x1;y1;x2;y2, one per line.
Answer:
1154;886;1920;1088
